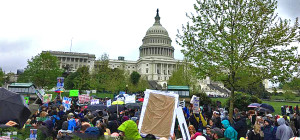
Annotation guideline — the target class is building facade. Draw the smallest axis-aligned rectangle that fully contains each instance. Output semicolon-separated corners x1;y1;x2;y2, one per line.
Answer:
43;51;96;72
107;9;181;88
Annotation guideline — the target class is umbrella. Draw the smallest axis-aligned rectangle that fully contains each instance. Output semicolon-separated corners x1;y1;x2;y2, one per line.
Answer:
108;105;125;113
54;89;64;93
112;101;124;105
28;103;39;116
87;104;108;111
0;88;31;128
259;103;275;113
125;103;141;110
248;103;261;108
255;107;272;113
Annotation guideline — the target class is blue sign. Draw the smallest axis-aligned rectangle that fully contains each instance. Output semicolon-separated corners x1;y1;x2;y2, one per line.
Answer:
57;77;64;88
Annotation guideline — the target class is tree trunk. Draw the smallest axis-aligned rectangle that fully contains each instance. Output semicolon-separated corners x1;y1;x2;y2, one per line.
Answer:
229;86;234;124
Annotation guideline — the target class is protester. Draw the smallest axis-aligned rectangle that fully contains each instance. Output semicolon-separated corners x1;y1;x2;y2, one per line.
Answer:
276;118;294;140
233;113;247;139
117;120;141;140
261;119;275;140
221;120;238;140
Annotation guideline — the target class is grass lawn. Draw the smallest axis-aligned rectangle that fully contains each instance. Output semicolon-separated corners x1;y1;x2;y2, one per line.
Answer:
211;97;299;115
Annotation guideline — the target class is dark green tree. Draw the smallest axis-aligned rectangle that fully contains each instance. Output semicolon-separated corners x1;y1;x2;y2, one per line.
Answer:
73;66;90;90
64;72;79;90
169;61;196;85
22;52;63;89
130;71;141;85
283;77;300;96
0;68;4;86
226;92;262;112
177;0;299;121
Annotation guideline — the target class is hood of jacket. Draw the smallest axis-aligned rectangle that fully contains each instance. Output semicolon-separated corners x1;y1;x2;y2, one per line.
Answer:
277;118;285;126
221;120;230;129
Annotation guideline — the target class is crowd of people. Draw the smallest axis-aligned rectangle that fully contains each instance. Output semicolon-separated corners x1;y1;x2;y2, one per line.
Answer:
180;106;300;140
1;95;300;140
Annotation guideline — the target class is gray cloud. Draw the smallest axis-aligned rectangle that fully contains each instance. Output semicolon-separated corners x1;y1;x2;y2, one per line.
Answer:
0;39;33;72
0;39;32;53
277;0;300;20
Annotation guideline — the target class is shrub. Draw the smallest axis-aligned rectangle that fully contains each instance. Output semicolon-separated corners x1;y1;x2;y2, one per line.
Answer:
226;92;262;111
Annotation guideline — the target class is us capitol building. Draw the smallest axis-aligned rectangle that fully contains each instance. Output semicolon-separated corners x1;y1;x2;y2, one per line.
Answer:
107;9;180;88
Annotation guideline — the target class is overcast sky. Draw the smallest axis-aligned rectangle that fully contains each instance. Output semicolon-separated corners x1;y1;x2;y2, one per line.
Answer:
0;0;299;73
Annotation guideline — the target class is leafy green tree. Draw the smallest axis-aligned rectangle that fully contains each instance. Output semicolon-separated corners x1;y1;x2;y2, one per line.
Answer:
226;92;262;112
177;0;299;121
130;71;141;85
105;68;126;93
0;68;4;86
73;66;90;90
168;61;196;85
283;77;300;96
22;52;63;89
91;53;112;91
283;90;296;101
64;72;79;90
128;76;149;93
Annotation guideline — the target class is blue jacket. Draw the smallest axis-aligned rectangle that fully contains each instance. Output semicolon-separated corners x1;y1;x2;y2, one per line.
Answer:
221;120;238;140
68;119;76;131
262;120;275;140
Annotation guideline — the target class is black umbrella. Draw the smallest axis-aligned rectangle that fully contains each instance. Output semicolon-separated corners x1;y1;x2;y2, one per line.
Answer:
125;103;141;110
87;104;108;111
108;105;125;113
255;107;272;113
259;103;275;113
0;88;31;128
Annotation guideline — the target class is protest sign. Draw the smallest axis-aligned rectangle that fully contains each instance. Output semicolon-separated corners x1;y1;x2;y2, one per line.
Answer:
42;94;52;103
78;94;90;104
192;97;200;114
69;90;79;97
24;97;29;105
57;77;64;88
92;90;96;93
107;99;111;107
125;94;136;104
179;99;185;108
91;99;99;105
138;90;178;138
30;129;37;140
176;107;190;140
190;95;196;104
35;89;45;100
63;97;72;112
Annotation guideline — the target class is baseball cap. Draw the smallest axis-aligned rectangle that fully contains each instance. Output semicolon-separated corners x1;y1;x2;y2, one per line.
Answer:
211;128;223;138
266;114;273;118
68;113;74;118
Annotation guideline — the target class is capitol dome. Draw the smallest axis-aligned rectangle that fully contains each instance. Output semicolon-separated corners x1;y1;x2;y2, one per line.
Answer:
139;9;174;59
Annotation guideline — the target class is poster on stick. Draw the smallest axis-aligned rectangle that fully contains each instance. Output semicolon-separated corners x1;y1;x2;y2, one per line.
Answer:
91;99;99;105
42;94;52;103
176;107;190;140
69;90;79;97
192;96;200;114
63;97;72;112
138;89;179;138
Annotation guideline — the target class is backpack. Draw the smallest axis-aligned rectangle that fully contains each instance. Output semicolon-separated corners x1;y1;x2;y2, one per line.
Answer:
85;127;100;135
68;119;76;131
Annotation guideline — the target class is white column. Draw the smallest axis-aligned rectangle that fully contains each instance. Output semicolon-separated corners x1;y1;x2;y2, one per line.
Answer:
167;64;169;76
160;63;162;75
